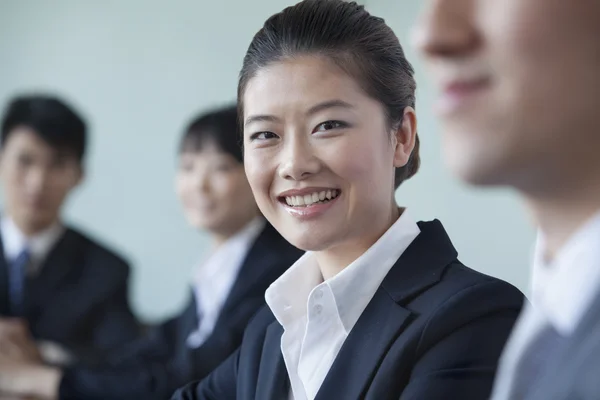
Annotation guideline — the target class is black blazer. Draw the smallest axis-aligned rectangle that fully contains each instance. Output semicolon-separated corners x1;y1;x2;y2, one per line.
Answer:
0;227;140;354
58;222;304;400
172;220;525;400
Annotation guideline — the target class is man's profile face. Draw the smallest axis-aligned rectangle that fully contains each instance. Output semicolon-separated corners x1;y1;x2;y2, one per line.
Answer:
414;0;600;192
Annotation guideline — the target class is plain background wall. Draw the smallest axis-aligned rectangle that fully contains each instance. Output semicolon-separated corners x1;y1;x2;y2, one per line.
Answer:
0;0;535;322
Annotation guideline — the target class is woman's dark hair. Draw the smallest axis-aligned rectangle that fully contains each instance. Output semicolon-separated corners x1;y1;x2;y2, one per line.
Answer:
179;104;242;163
1;94;87;163
238;0;420;189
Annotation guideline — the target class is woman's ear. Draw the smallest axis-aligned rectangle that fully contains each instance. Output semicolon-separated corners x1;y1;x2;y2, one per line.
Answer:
392;107;418;168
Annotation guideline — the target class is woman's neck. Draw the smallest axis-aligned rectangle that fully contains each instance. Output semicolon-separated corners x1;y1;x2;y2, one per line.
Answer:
210;214;260;249
315;205;401;281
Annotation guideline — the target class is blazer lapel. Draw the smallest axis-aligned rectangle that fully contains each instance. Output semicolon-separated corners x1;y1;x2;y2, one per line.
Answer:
222;223;297;311
316;220;458;400
255;321;289;400
25;229;77;312
177;296;200;346
0;233;10;315
315;288;412;400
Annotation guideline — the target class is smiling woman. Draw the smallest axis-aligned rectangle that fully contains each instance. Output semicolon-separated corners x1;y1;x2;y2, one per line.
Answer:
241;55;416;271
172;1;524;399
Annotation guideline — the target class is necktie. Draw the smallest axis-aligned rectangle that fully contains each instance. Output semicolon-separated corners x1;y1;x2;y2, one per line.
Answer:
509;324;568;400
9;247;31;317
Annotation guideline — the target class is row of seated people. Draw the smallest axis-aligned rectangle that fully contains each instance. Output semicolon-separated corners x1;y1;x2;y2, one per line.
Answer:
0;84;523;398
4;0;598;398
0;97;302;399
0;2;528;394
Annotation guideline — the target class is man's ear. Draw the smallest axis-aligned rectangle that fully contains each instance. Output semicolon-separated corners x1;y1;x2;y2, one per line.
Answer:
72;165;84;189
392;106;418;168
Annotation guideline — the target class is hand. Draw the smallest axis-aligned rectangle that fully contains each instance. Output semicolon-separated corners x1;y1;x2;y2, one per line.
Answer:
0;318;28;338
0;320;56;399
0;360;60;399
0;319;42;364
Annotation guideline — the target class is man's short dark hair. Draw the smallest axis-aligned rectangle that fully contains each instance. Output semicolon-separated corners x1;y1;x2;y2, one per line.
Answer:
1;95;87;162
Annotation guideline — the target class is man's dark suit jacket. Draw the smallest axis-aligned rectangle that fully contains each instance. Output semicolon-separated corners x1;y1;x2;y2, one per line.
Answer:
0;227;140;354
58;222;304;400
173;220;525;400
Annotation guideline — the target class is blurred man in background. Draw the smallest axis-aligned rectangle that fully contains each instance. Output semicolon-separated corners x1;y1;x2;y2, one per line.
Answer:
415;0;600;398
0;95;140;366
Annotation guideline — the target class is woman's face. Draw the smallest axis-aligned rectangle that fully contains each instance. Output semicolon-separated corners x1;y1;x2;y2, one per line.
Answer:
242;55;415;252
176;142;258;237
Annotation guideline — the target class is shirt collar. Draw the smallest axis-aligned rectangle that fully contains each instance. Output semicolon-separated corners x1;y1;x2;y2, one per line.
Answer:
266;209;421;332
217;216;265;254
193;216;266;282
265;252;322;327
532;211;600;335
1;217;65;274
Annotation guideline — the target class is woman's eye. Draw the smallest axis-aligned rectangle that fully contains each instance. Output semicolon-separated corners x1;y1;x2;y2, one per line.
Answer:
249;131;279;141
314;120;347;132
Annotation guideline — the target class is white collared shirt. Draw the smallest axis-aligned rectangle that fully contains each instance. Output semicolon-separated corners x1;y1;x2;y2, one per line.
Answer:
265;210;420;400
491;211;600;399
1;217;64;275
186;217;266;348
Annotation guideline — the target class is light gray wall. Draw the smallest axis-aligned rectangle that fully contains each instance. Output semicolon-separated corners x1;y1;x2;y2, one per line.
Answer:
0;0;533;322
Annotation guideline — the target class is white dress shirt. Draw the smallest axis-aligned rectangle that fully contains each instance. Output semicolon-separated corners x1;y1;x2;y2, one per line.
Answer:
265;210;420;400
186;217;265;348
1;217;64;275
491;211;600;399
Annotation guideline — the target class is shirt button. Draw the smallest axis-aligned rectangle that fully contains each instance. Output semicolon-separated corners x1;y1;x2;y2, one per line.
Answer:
314;289;323;300
314;304;323;314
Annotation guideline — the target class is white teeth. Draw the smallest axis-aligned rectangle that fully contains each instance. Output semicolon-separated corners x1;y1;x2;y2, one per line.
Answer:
284;190;339;207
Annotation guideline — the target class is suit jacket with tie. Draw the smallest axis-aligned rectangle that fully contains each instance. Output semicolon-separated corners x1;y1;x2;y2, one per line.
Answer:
172;220;525;400
0;226;140;355
521;290;600;400
58;222;304;400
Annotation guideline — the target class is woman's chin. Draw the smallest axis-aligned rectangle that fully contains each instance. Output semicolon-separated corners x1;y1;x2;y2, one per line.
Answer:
282;230;333;252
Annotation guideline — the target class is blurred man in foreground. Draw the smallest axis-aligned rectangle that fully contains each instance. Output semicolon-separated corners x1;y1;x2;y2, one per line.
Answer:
415;1;600;398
